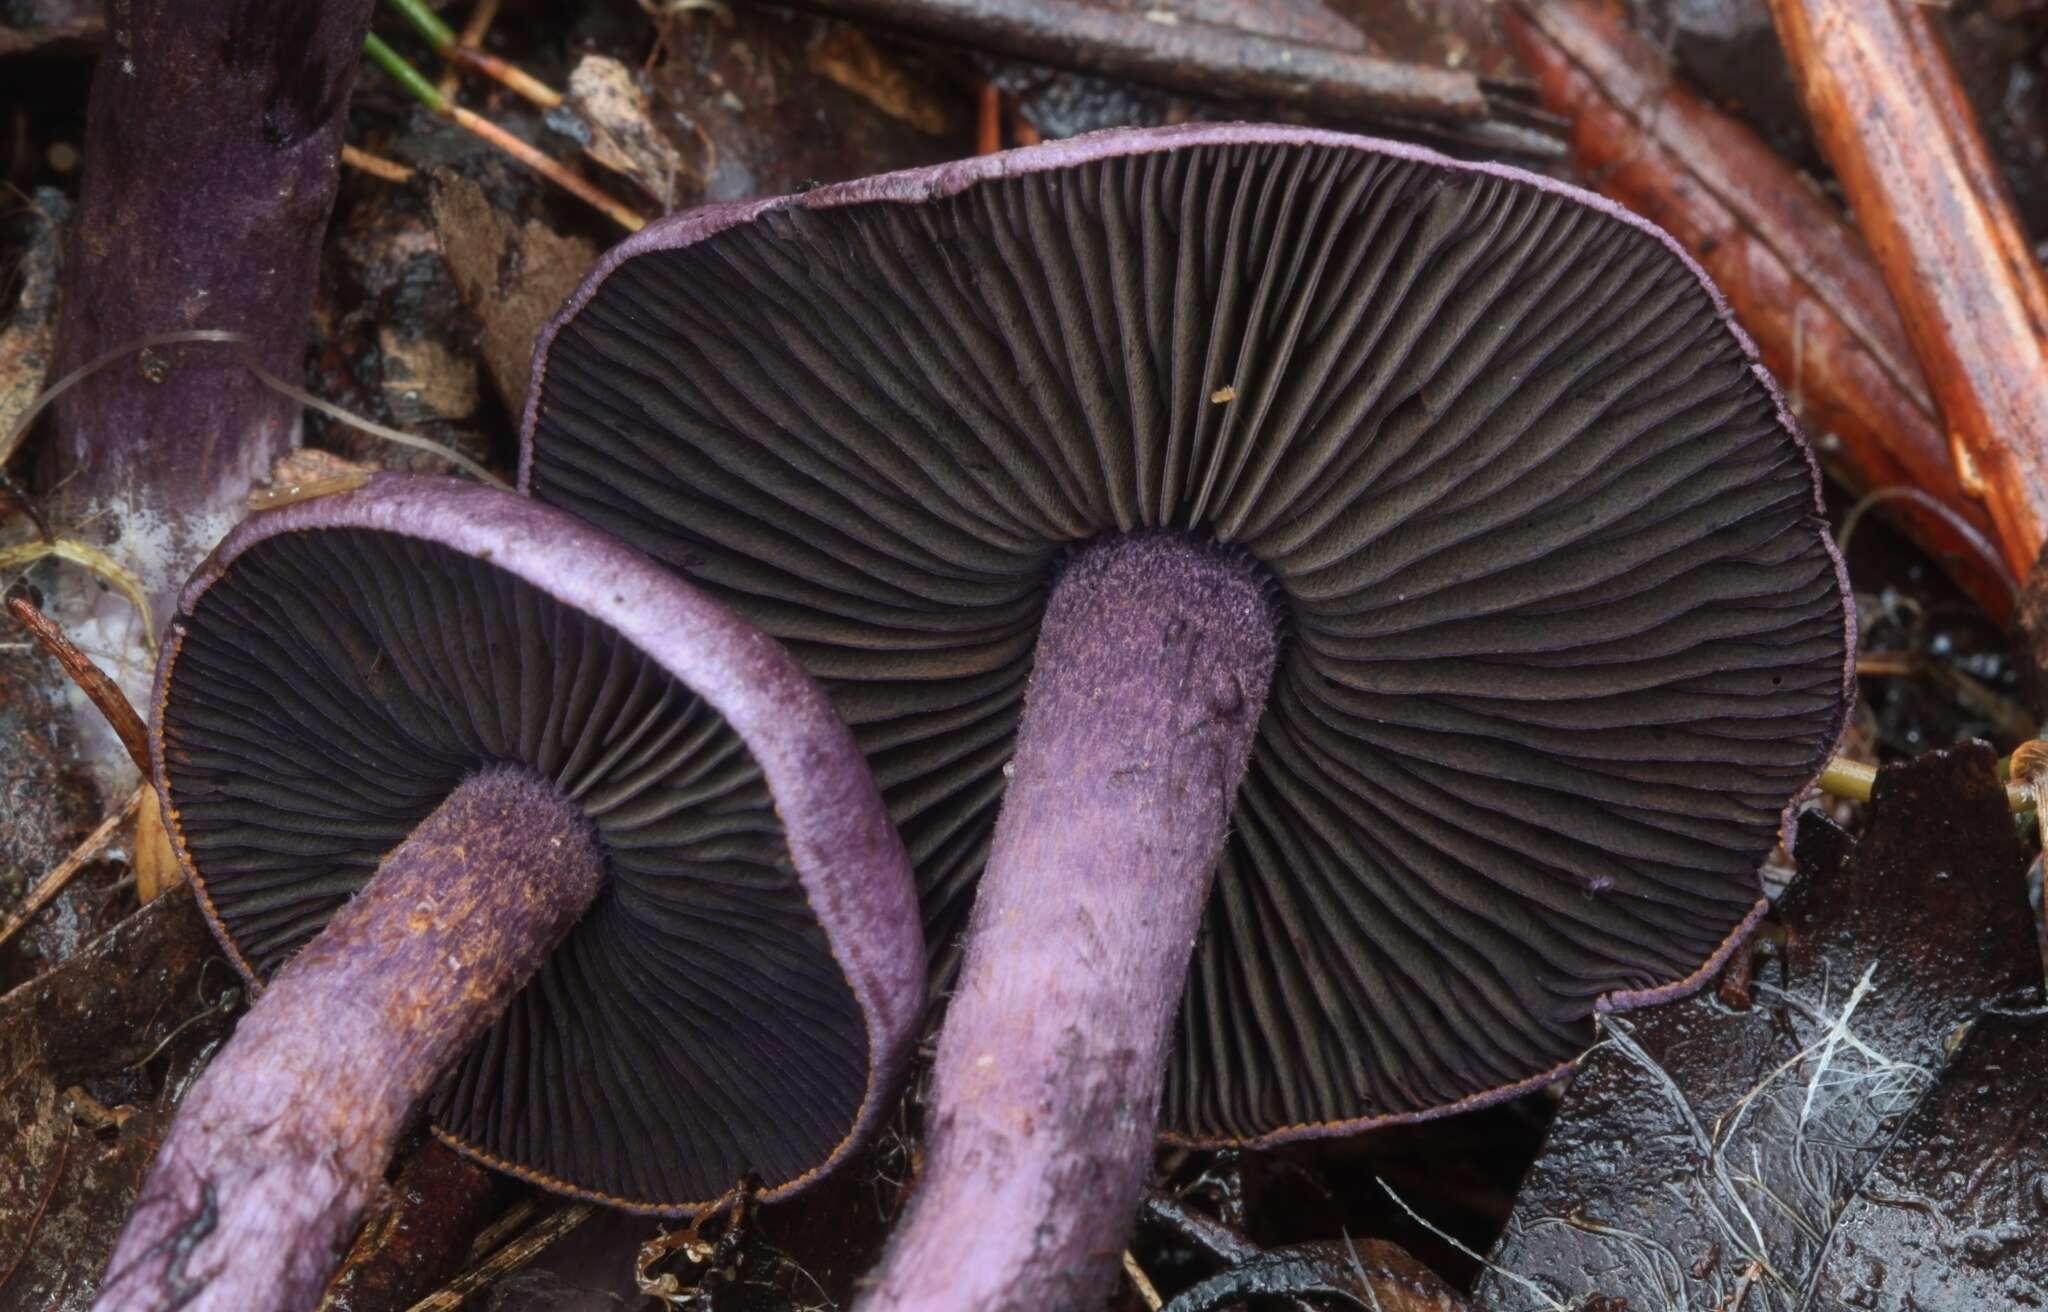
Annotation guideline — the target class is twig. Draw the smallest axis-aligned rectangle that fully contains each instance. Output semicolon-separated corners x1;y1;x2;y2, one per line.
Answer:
387;0;562;109
1503;1;2015;621
1817;756;2033;813
455;0;504;63
2011;739;2048;804
364;34;643;232
1136;1193;1320;1312
341;143;416;183
2;326;506;490
1855;652;1921;678
7;591;152;775
404;1203;595;1312
1816;758;1877;803
1123;1251;1163;1312
1767;0;2048;582
0;539;154;659
435;0;510;99
462;1199;538;1262
976;80;1001;156
0;787;147;954
773;0;1487;124
1834;486;2014;605
0;469;52;543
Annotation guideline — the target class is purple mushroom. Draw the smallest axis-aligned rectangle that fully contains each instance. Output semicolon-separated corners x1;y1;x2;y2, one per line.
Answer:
46;0;375;723
519;125;1855;1310
95;476;924;1312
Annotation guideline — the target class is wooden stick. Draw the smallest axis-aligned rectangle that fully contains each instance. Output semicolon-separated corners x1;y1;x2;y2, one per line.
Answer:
1767;0;2048;582
7;591;150;775
436;0;509;100
449;47;561;111
365;34;644;232
341;143;415;183
1854;652;1922;678
976;80;1001;156
1121;1251;1163;1311
391;0;559;109
404;1204;594;1312
1504;1;2015;621
1819;755;2033;812
456;0;504;57
773;0;1488;124
0;787;147;953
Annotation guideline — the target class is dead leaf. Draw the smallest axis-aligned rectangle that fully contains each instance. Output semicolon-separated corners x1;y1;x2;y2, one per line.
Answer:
247;448;379;514
375;327;480;426
1471;743;2043;1312
0;887;222;1311
647;7;971;203
566;55;690;209
132;790;179;904
1163;1238;1467;1311
1813;999;2047;1309
807;28;955;137
429;174;598;418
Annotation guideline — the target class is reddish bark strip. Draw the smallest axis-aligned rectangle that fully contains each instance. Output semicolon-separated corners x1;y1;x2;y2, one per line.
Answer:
1506;0;2014;619
1768;0;2048;584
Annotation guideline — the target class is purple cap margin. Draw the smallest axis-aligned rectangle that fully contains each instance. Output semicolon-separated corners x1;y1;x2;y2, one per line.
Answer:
150;474;928;1205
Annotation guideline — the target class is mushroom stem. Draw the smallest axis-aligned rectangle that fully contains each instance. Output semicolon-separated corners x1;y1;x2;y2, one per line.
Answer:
859;536;1277;1312
45;0;376;788
95;766;603;1312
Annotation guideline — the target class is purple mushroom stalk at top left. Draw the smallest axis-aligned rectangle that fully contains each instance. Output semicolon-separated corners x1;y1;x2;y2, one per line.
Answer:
40;0;373;784
93;477;926;1312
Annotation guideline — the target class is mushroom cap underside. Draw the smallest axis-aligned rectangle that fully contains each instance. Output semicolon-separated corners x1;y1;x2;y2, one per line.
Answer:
521;125;1854;1144
152;476;923;1209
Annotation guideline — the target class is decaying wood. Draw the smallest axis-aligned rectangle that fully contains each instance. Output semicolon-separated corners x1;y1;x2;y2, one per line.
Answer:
312;1140;498;1312
773;0;1488;124
1768;0;2048;584
1504;0;2014;620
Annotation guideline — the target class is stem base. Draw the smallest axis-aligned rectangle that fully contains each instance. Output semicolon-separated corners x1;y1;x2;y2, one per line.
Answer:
95;766;602;1312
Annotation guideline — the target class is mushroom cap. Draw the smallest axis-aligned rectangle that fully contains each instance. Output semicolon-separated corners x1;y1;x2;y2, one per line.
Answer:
151;475;924;1209
519;124;1853;1144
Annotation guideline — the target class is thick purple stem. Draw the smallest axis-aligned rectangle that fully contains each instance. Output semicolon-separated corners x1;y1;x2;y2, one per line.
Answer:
94;767;603;1312
858;536;1277;1312
44;0;373;757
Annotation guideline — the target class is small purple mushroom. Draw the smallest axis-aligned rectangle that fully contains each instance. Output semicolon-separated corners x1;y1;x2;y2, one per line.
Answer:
95;476;924;1312
520;125;1854;1309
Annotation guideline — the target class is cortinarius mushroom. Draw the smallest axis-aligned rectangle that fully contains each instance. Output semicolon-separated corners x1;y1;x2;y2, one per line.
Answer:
46;0;375;776
520;125;1854;1310
96;476;923;1312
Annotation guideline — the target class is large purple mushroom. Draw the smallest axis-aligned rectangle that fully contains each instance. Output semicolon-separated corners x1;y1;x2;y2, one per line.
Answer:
519;125;1854;1309
95;476;924;1312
